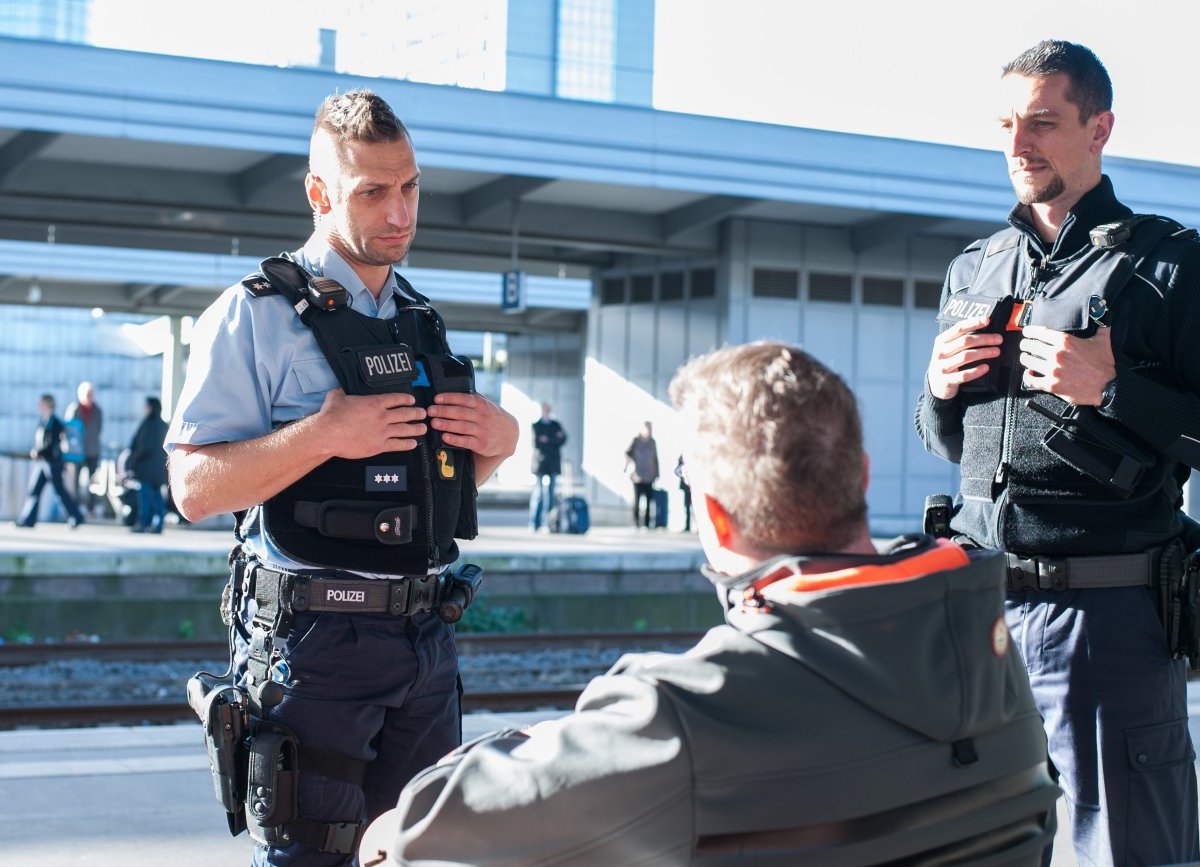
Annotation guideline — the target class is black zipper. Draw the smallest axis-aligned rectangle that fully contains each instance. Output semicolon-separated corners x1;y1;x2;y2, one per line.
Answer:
993;249;1049;496
389;312;438;567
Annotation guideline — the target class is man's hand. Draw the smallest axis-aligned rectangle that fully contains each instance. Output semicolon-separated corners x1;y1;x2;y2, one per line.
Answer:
427;393;518;485
314;389;428;459
926;316;1004;400
1019;325;1115;406
427;393;518;458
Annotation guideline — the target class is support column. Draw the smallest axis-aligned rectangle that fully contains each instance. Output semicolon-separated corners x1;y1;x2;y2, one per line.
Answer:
161;315;185;420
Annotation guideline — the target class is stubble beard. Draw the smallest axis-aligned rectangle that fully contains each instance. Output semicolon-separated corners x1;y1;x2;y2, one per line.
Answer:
327;226;414;268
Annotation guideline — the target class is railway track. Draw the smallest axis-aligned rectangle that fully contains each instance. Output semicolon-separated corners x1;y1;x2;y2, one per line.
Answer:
0;630;705;729
0;629;704;667
0;686;586;729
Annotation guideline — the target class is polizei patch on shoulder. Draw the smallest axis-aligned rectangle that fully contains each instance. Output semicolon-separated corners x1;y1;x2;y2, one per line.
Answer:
356;345;419;388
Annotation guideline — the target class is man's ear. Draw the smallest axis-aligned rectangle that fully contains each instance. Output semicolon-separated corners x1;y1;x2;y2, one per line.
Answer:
305;174;331;215
1090;110;1114;154
704;493;735;549
862;450;870;496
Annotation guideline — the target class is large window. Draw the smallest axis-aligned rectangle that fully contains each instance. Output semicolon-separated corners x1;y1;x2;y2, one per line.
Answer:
555;0;615;102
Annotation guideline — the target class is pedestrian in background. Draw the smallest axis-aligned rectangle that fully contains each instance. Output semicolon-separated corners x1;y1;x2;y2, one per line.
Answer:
15;394;85;529
624;421;659;529
676;454;693;532
529;401;566;531
65;381;103;517
128;396;169;533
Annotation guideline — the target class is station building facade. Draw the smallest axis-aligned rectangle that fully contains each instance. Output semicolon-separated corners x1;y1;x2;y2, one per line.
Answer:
0;7;1198;529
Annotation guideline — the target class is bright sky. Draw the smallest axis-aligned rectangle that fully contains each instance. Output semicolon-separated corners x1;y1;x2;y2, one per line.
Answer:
653;0;1199;167
85;0;1198;167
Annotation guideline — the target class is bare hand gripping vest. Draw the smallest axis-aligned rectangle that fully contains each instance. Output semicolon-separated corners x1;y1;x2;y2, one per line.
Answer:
243;255;478;575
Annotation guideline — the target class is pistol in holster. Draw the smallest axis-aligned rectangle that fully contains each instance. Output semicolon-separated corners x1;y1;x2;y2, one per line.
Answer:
187;671;251;836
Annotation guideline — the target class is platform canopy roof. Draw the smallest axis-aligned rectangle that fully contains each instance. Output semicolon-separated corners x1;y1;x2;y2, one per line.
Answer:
2;35;1200;327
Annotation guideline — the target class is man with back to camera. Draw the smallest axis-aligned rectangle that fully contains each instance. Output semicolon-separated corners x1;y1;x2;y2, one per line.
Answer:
167;89;518;865
358;341;1058;866
915;39;1200;864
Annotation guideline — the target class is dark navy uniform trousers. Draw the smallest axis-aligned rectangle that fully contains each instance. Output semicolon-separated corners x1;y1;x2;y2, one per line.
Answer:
1006;586;1198;866
236;608;460;867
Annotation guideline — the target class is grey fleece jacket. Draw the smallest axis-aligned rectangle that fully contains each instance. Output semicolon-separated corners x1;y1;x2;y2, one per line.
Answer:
365;538;1050;866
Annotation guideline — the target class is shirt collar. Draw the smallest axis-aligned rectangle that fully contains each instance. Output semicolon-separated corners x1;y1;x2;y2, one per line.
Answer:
297;234;401;318
1008;174;1134;259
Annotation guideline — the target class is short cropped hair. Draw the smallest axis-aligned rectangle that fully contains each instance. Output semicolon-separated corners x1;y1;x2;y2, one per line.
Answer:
311;90;410;167
1002;40;1112;123
669;341;867;553
39;393;54;407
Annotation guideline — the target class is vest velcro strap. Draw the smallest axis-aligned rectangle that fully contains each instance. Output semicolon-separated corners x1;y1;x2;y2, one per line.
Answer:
294;500;416;545
286;817;363;855
299;744;369;787
1005;549;1157;592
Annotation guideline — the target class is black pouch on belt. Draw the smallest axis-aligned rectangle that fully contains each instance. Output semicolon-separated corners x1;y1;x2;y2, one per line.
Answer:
245;727;300;846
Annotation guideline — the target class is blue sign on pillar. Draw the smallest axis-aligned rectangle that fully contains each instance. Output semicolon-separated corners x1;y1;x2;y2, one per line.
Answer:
501;270;526;313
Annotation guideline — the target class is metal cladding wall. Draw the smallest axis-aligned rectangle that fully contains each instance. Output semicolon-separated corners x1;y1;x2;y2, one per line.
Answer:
722;219;962;534
584;220;965;534
0;305;162;458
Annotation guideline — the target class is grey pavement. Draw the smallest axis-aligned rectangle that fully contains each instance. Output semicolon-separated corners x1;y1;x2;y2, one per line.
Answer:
2;693;1199;866
0;712;568;867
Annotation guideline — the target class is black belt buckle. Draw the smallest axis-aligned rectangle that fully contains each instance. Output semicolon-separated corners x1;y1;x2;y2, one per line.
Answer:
1007;557;1040;591
388;574;440;616
1007;556;1069;591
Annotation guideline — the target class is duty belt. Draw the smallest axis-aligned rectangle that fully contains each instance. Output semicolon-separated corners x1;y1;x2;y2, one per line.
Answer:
1005;548;1159;592
250;564;444;617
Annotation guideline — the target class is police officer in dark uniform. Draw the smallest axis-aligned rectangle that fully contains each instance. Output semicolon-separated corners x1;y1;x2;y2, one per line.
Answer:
167;90;518;866
916;40;1200;864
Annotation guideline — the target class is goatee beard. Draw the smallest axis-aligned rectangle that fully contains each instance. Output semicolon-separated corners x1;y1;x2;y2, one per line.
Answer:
1015;172;1066;206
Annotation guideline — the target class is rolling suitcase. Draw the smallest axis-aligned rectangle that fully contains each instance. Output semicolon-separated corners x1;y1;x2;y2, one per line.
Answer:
548;461;590;535
551;496;590;535
652;488;669;529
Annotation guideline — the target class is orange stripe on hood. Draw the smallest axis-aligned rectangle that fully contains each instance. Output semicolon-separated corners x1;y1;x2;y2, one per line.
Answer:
764;538;969;595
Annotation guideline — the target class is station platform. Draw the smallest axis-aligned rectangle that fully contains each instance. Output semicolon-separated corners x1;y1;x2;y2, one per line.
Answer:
0;514;707;575
0;518;714;639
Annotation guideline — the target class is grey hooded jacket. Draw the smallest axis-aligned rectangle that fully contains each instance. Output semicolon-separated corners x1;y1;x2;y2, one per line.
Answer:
364;537;1053;866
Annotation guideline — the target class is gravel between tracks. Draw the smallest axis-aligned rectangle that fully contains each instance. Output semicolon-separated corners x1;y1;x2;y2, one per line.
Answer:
0;641;697;706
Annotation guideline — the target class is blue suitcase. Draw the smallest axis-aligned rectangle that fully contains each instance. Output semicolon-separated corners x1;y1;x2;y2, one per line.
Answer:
551;496;590;535
652;488;669;529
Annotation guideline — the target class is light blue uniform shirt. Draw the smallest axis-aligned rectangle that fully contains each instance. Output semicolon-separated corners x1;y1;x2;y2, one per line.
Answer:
166;234;426;575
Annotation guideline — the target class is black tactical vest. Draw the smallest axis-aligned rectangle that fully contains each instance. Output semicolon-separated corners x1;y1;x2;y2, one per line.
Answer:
942;216;1196;554
243;255;478;575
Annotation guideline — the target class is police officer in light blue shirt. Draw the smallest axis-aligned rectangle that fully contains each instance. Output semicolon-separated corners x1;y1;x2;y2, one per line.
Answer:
167;89;518;867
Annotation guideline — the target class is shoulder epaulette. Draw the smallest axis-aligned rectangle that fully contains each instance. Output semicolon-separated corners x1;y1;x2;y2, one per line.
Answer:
240;273;279;297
